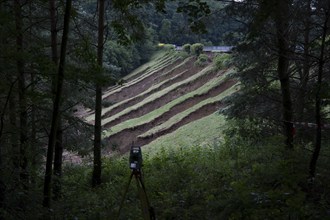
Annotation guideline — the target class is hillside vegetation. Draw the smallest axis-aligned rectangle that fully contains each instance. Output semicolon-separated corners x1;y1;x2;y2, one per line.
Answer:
5;48;329;220
84;48;238;154
50;49;328;220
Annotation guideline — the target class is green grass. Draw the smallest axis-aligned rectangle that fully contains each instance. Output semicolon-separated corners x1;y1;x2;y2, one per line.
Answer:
104;69;235;136
100;58;193;118
102;50;176;99
143;112;227;157
102;64;215;126
49;131;330;220
139;84;238;138
86;50;179;122
123;49;176;81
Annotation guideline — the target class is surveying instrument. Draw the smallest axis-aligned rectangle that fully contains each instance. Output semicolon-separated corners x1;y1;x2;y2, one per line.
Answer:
117;145;155;220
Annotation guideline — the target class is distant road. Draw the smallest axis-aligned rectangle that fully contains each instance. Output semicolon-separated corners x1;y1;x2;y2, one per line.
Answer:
175;45;233;53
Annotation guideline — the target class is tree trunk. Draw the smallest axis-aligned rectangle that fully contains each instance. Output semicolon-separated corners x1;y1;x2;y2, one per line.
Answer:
49;0;63;200
43;0;72;208
296;0;312;121
8;81;20;180
14;0;29;186
92;0;105;187
275;0;294;148
30;71;37;184
309;8;329;179
53;121;63;200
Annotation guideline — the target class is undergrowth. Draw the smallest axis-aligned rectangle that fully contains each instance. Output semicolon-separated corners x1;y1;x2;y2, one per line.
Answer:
46;130;330;220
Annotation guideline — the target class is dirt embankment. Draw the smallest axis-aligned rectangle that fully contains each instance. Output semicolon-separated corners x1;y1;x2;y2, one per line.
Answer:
101;67;192;120
102;58;191;104
103;65;219;128
102;56;174;97
105;79;236;153
101;59;204;121
106;101;225;154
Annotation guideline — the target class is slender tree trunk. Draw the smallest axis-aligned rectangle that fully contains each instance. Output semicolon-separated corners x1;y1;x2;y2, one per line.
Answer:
296;0;312;121
9;83;20;179
92;0;105;187
275;0;294;148
27;0;37;186
14;0;29;186
30;71;37;184
309;9;329;179
43;0;72;208
49;0;63;200
53;122;63;200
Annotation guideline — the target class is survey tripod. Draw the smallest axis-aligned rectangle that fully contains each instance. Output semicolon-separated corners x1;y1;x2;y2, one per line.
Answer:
116;146;155;220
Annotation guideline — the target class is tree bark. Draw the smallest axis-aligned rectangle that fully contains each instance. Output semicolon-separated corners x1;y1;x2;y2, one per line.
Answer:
49;0;63;200
43;0;72;208
296;0;312;121
309;7;329;179
14;0;29;186
92;0;105;187
275;0;294;148
53;121;63;200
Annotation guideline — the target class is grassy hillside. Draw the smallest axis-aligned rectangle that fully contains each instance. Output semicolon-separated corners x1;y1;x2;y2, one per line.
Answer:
84;48;237;153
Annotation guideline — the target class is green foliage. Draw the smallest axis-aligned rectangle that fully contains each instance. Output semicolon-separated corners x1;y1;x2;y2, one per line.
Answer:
213;53;232;70
103;27;156;77
163;44;175;51
33;128;329;219
182;43;191;54
195;53;209;66
175;51;190;59
191;43;204;56
176;0;211;34
104;41;135;76
159;19;172;43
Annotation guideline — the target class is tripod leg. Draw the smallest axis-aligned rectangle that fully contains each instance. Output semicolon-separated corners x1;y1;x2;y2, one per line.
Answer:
135;174;151;220
116;172;134;220
135;173;156;220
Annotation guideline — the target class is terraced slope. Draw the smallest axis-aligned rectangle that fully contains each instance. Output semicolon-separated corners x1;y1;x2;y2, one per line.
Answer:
85;49;237;154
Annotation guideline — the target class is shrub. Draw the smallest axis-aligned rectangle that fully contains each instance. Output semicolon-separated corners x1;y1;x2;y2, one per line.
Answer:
191;43;204;56
182;44;191;54
195;54;209;66
175;51;189;59
213;53;231;70
163;44;175;51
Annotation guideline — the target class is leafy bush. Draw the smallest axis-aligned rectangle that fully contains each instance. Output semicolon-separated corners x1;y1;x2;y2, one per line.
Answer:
191;43;204;56
175;51;190;59
195;54;210;66
182;43;191;54
213;53;232;70
20;119;328;219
